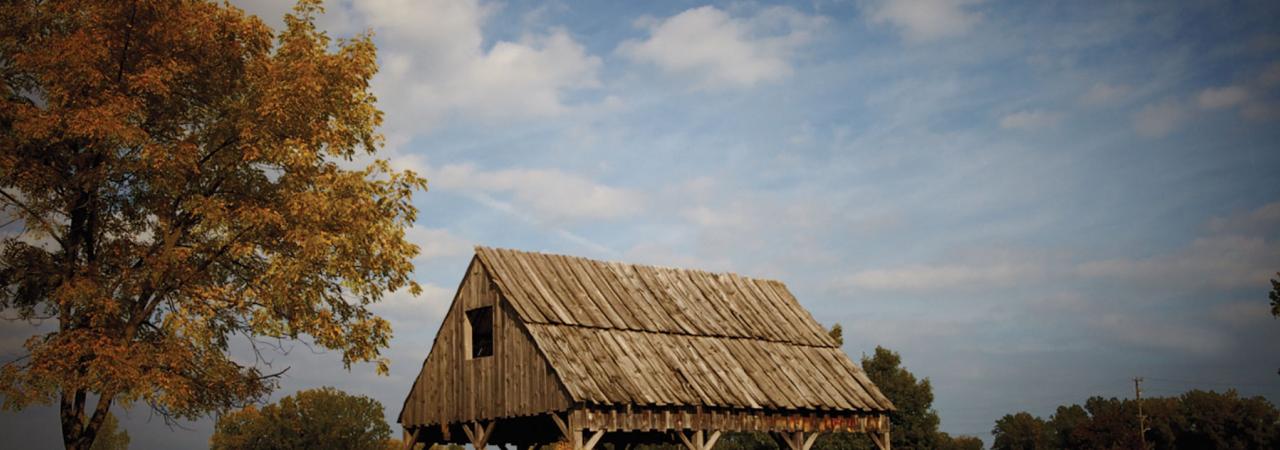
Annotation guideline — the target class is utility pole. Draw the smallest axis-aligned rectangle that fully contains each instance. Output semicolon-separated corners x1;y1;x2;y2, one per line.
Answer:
1134;377;1148;450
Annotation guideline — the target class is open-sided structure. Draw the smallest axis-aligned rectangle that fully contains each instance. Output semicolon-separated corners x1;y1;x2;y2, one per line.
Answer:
399;247;894;450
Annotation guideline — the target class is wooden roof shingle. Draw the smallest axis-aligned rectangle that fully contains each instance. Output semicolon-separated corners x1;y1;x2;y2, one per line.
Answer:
475;247;894;412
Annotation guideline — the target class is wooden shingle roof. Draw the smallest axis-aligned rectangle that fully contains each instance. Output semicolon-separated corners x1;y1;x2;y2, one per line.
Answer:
475;247;894;412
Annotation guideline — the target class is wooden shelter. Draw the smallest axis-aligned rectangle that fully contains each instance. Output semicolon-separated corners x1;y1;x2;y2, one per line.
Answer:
399;247;894;450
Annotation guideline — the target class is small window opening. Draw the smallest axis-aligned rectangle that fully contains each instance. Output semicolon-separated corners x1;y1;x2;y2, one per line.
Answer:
465;307;493;359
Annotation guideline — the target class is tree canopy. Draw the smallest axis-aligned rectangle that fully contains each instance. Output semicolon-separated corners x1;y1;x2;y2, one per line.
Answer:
992;412;1051;450
210;387;392;450
0;0;423;448
860;346;942;450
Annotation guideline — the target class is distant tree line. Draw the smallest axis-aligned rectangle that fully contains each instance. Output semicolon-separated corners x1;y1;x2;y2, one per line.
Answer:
991;390;1280;450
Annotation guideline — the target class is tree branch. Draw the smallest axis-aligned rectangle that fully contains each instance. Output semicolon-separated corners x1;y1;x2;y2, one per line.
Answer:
0;189;67;249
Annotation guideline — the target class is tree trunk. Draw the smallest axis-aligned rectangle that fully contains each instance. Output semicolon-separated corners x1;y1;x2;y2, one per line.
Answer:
60;390;114;450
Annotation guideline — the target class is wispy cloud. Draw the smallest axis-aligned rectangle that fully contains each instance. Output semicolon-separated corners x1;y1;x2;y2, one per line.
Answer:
1197;85;1250;109
430;163;643;222
1080;82;1131;106
1093;314;1230;355
1205;201;1280;236
1077;202;1280;290
999;109;1063;130
842;202;1280;293
1076;235;1280;290
841;262;1042;291
1133;98;1191;137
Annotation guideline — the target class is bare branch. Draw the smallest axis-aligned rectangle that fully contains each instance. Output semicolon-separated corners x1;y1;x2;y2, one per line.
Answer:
255;366;290;380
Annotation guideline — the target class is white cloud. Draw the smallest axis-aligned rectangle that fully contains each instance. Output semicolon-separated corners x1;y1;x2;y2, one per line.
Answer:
358;0;602;136
1132;99;1190;137
371;283;453;328
1080;82;1131;106
867;0;983;42
404;226;472;262
430;163;643;222
999;109;1062;130
1196;85;1250;109
618;6;825;88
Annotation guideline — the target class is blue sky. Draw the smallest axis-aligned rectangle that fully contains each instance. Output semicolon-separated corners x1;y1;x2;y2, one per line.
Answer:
3;0;1280;447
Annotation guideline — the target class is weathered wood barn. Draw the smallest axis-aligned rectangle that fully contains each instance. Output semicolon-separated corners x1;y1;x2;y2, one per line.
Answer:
399;247;894;450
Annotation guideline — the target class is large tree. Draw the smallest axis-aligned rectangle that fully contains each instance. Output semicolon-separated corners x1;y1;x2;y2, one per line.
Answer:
861;346;942;450
0;1;424;449
812;343;981;450
991;412;1050;450
210;387;392;450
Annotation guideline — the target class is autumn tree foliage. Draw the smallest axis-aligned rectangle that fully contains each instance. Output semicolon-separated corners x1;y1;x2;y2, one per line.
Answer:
0;1;424;449
210;387;392;450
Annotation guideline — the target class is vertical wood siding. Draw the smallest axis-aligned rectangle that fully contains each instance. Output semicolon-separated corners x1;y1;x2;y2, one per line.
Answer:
400;258;571;427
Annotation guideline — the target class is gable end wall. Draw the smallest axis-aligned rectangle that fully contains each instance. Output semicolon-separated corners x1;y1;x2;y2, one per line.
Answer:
401;258;571;426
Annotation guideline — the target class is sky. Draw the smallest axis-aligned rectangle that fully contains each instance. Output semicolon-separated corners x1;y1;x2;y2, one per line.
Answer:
3;0;1280;448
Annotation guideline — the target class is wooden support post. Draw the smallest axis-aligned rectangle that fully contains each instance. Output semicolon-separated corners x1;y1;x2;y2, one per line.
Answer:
868;426;890;450
677;430;721;450
551;412;604;450
676;430;697;450
583;430;605;450
463;421;496;450
705;431;722;450
870;414;890;450
551;413;570;439
773;431;820;450
402;427;422;450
